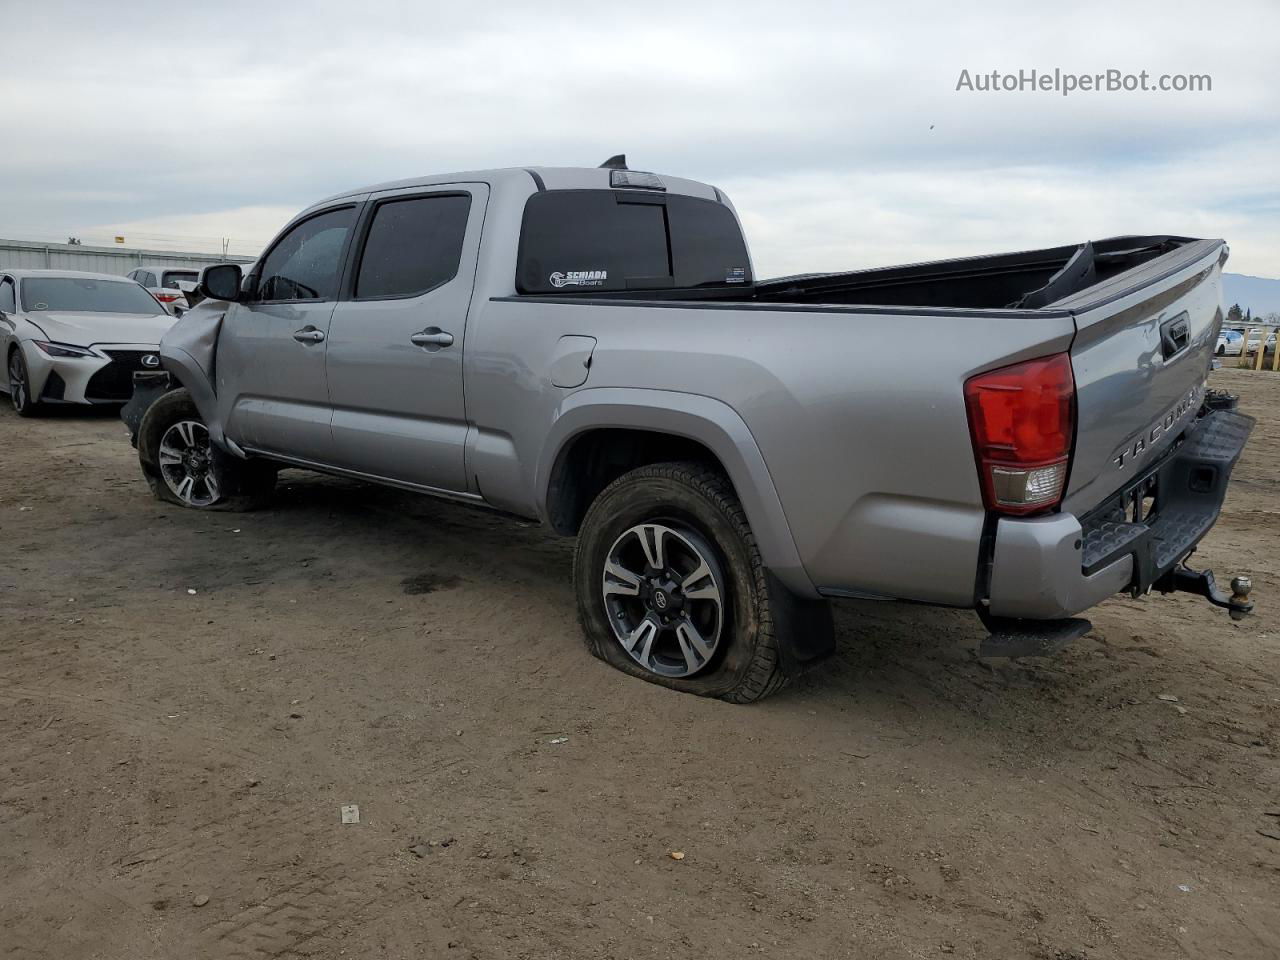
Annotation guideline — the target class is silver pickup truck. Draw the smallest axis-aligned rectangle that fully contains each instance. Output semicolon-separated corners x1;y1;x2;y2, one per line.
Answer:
125;158;1255;702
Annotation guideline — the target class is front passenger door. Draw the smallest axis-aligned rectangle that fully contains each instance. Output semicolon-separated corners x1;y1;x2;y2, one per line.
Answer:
216;204;359;462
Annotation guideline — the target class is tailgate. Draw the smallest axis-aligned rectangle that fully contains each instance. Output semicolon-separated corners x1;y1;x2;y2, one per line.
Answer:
1057;239;1228;516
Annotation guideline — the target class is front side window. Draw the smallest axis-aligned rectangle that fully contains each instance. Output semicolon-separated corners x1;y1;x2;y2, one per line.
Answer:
258;206;356;302
20;277;165;314
355;194;472;299
1;278;15;313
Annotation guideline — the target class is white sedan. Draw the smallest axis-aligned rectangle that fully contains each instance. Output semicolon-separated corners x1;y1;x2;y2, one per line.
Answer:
0;269;176;416
1217;330;1244;356
1245;329;1277;354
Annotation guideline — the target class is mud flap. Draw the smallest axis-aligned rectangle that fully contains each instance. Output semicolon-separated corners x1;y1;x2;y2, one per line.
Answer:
768;571;836;673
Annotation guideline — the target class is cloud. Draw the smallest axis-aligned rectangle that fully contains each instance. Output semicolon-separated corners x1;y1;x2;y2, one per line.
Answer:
3;0;1277;275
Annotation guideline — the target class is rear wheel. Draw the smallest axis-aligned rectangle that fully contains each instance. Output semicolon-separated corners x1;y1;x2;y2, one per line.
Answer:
138;388;276;511
574;461;790;703
8;347;39;417
1217;344;1226;356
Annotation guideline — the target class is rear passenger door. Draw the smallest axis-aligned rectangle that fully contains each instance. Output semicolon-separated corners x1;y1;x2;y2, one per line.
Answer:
325;184;487;492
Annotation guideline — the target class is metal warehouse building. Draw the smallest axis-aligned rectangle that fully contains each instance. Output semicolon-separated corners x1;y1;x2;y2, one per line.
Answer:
0;238;254;276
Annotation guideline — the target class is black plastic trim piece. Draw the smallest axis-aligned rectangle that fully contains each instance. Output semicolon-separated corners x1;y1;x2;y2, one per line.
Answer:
978;615;1092;658
491;294;1074;321
525;169;546;192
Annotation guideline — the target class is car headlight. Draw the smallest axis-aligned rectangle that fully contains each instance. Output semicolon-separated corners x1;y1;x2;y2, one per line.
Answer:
33;340;98;359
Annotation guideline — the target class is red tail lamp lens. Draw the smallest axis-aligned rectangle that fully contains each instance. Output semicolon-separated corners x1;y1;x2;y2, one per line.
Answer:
964;353;1075;515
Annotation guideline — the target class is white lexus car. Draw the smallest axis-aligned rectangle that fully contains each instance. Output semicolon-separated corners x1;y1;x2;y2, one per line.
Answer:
0;269;177;416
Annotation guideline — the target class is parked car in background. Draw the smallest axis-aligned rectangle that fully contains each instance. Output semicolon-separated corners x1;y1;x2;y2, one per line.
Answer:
125;162;1254;701
1;269;176;416
1245;329;1277;354
126;265;201;314
1217;329;1244;356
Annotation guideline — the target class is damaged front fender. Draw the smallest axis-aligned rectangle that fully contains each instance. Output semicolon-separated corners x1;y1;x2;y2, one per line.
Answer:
122;297;240;454
156;298;240;453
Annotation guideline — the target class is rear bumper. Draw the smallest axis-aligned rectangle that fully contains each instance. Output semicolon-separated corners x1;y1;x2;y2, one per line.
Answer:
987;402;1254;620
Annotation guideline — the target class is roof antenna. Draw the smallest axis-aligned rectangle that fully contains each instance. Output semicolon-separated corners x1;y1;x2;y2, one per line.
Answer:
599;154;628;170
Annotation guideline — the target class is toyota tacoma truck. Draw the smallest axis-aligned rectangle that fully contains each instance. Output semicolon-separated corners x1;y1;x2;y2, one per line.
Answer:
124;157;1255;702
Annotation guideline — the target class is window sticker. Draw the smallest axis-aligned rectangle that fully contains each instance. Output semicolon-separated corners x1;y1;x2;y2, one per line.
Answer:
725;267;747;284
550;270;608;288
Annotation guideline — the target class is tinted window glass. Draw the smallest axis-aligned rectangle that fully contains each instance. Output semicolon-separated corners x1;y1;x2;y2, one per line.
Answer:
259;206;356;301
139;271;156;287
355;194;472;299
1;279;15;313
162;270;198;289
668;197;752;289
20;278;164;314
516;190;750;294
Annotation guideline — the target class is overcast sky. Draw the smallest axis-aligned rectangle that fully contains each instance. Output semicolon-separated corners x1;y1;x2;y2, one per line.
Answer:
4;0;1277;278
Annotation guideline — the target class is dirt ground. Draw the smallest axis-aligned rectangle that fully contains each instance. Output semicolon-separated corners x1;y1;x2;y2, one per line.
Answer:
1;367;1277;960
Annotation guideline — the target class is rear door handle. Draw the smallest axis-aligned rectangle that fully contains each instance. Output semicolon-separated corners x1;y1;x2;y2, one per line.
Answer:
410;327;454;350
293;326;326;344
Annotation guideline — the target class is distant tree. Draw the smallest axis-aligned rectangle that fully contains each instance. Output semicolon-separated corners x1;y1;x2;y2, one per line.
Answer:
1245;308;1253;323
66;236;82;245
1227;303;1244;325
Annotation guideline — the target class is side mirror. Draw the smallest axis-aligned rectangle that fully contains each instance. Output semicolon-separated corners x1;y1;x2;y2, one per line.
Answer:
199;263;243;302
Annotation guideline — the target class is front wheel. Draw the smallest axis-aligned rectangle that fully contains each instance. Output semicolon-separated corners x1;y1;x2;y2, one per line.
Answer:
1217;345;1226;357
574;461;793;703
8;347;39;417
137;388;276;511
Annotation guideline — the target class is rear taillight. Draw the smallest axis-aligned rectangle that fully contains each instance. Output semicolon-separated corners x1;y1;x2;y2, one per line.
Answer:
154;291;182;303
964;352;1075;516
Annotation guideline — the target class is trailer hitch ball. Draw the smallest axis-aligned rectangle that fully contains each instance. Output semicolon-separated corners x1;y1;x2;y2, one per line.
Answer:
1230;576;1253;621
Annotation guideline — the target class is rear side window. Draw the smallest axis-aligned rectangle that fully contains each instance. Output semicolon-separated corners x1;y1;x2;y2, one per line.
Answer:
139;271;157;287
258;206;356;302
0;278;15;313
162;270;198;289
355;194;472;299
516;190;751;295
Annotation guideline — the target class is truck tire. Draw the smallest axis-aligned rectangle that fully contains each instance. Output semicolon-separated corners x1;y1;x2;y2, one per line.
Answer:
137;388;276;512
574;460;789;703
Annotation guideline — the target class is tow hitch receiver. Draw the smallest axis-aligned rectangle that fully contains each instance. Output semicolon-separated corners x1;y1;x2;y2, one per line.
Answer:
1156;560;1254;621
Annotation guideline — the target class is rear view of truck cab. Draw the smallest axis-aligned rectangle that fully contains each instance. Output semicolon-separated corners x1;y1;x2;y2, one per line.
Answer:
974;238;1254;653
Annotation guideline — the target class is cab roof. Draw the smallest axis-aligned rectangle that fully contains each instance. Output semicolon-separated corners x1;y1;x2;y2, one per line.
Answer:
309;165;722;211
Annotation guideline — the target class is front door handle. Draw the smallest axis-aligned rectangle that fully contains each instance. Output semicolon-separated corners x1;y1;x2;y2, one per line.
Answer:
410;327;454;351
293;326;326;344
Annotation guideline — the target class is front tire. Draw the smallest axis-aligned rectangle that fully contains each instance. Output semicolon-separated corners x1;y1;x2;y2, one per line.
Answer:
137;388;275;511
8;347;39;417
574;461;791;703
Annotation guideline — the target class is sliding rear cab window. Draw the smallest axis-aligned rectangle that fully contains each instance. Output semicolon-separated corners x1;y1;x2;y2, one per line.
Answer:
516;190;751;295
